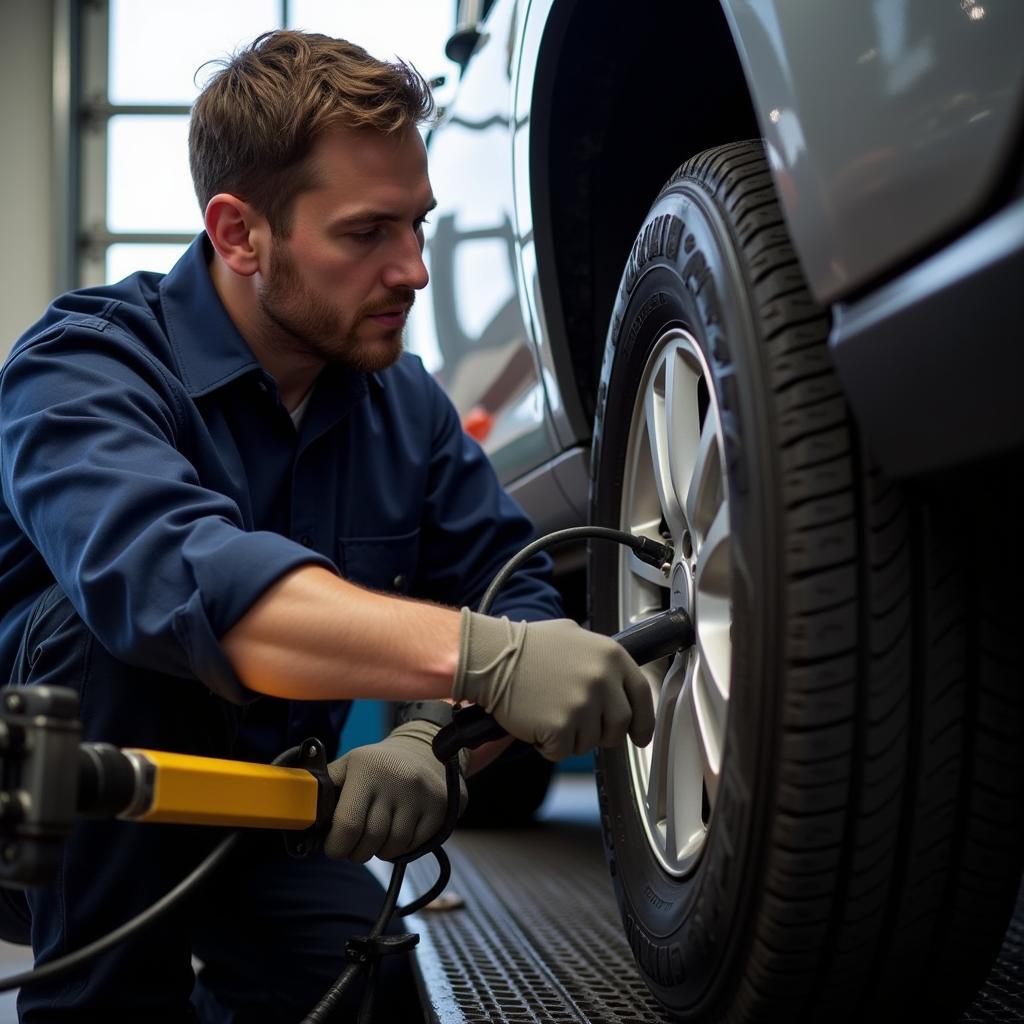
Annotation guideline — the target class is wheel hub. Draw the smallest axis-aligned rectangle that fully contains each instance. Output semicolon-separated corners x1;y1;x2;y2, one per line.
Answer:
669;561;694;617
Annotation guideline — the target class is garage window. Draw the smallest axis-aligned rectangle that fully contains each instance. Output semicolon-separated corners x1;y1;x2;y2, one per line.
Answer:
65;0;458;288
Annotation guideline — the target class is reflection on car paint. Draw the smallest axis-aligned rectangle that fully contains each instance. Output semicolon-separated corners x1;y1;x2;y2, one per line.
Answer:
407;0;555;486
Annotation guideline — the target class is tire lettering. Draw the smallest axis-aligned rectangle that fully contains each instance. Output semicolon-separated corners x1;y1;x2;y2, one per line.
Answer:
683;245;724;332
665;217;682;261
641;221;656;264
624;214;685;293
682;243;746;497
644;884;672;910
703;283;722;329
712;333;731;365
627;292;667;349
682;251;711;300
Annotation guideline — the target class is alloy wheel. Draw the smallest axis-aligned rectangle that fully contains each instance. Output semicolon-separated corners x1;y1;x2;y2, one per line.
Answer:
619;327;733;877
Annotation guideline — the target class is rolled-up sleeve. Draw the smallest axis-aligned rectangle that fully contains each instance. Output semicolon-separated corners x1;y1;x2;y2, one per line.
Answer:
415;369;563;623
0;324;334;703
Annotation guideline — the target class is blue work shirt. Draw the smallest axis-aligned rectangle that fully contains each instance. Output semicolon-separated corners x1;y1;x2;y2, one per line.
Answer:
0;234;561;758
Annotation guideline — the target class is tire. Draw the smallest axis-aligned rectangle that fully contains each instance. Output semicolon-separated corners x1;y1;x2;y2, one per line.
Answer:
589;140;1024;1023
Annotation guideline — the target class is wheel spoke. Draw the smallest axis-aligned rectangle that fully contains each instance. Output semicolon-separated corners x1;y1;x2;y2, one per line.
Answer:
695;501;732;703
691;656;725;806
627;548;670;588
684;408;724;542
663;350;704;533
644;654;685;823
642;361;684;538
664;655;706;864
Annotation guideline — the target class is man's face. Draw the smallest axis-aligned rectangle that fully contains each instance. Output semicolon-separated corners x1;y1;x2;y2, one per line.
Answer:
257;124;434;373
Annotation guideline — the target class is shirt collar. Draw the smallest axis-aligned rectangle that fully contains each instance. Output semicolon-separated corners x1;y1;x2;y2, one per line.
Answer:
157;233;387;398
158;234;261;398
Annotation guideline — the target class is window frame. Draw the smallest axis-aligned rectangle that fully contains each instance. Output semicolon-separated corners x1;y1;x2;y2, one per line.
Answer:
62;0;290;289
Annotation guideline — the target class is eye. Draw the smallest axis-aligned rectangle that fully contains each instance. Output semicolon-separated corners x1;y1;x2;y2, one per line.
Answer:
349;227;382;243
414;216;431;232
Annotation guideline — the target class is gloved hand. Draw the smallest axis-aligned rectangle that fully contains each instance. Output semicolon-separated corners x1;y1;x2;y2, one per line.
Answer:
452;610;656;762
324;720;470;863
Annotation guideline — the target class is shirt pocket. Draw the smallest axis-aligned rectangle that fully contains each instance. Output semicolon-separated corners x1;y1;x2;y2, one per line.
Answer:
337;527;420;595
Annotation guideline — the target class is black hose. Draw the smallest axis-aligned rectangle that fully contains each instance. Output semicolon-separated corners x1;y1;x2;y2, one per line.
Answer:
301;859;408;1024
477;525;670;616
299;742;460;1021
0;744;305;994
396;848;450;917
0;831;239;994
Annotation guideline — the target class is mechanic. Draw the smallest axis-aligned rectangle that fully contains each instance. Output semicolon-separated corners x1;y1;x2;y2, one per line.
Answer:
0;24;655;1024
0;28;654;1024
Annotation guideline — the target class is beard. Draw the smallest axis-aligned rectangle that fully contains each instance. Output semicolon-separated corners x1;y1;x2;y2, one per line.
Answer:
257;237;413;374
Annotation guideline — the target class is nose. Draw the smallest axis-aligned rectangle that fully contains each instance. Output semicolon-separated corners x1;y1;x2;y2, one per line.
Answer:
383;229;429;292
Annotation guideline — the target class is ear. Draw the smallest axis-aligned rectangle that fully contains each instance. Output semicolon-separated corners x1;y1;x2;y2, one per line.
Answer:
204;194;268;278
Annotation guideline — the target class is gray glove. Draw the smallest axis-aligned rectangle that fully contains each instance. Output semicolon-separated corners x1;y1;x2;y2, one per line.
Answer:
452;609;656;762
325;720;470;863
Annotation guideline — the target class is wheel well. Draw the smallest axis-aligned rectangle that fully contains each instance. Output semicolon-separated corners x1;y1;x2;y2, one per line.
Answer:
530;0;760;434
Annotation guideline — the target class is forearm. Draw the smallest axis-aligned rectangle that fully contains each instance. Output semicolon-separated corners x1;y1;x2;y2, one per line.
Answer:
221;565;461;702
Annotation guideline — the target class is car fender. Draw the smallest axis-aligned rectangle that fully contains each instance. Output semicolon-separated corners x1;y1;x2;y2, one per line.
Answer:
720;0;1024;302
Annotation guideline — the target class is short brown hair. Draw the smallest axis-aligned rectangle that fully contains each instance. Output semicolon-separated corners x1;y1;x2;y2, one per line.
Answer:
189;30;435;234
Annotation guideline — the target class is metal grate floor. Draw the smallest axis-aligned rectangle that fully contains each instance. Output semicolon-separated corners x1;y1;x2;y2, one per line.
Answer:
961;885;1024;1024
404;776;1024;1024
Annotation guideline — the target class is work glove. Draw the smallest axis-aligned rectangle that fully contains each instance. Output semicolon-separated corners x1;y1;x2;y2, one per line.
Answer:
325;720;471;864
452;610;656;762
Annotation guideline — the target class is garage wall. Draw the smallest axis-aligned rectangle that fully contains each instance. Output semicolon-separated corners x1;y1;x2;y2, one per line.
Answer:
0;0;55;360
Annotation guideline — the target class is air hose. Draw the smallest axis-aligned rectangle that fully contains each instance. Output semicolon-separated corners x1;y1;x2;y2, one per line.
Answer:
0;526;693;1024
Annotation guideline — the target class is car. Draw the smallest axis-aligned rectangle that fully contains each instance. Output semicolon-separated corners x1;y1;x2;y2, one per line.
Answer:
407;1;1024;1020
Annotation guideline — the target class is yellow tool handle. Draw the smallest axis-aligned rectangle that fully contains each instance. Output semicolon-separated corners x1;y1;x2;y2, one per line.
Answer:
123;749;320;830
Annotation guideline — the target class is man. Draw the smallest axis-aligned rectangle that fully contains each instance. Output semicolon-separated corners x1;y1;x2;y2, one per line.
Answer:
0;30;653;1021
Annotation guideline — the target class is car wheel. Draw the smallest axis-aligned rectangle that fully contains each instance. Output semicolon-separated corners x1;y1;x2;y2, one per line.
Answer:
589;140;1024;1022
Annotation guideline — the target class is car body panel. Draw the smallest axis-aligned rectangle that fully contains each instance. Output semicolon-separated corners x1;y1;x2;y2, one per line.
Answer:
511;0;590;455
831;194;1024;477
723;0;1024;303
408;0;561;486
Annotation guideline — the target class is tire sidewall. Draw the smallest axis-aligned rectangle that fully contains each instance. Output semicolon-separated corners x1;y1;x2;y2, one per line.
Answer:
591;180;782;1012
